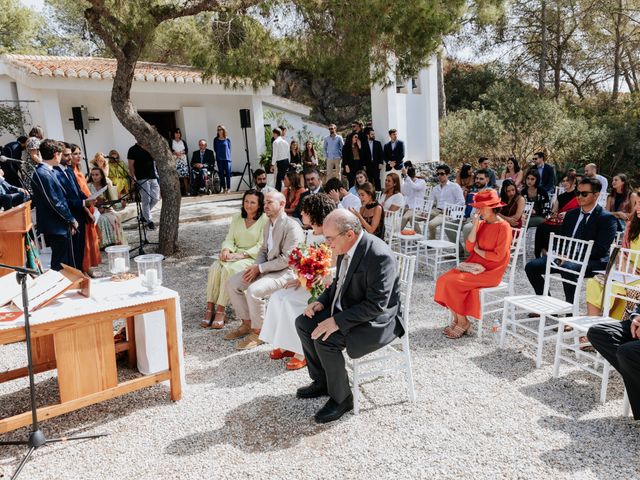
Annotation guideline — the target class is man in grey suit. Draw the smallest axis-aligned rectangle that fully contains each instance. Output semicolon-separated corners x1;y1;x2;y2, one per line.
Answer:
295;209;404;423
226;191;304;350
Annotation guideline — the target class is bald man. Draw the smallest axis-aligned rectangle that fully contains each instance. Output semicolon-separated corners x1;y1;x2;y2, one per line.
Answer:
225;191;305;350
295;210;404;423
584;163;608;194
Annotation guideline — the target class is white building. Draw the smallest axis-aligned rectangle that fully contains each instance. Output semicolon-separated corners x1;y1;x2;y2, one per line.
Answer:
0;55;326;178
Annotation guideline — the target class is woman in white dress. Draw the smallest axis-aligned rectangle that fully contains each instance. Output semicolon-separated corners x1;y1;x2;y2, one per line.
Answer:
260;193;337;370
379;172;404;212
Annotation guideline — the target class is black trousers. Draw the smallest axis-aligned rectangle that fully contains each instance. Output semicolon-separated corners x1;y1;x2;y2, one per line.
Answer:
588;320;640;420
365;164;381;191
44;233;70;271
295;309;352;403
534;222;562;258
275;159;289;192
346;160;363;187
525;257;602;303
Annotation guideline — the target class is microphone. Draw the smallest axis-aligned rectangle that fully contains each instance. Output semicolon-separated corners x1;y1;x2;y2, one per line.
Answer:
0;155;24;163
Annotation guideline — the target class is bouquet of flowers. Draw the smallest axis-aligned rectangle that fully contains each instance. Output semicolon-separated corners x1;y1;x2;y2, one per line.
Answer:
288;242;333;303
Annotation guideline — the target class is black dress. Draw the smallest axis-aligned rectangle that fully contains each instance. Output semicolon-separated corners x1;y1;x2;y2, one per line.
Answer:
362;202;385;239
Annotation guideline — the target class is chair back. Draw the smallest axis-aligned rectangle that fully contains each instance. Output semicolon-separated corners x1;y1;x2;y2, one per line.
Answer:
521;202;534;230
411;195;434;231
615;230;624;246
439;203;465;242
505;227;524;293
384;209;402;243
597;192;608;207
393;252;416;333
601;246;640;316
545;233;594;313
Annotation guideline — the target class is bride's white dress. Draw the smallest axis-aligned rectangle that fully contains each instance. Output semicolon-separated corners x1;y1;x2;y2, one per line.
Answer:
260;232;328;355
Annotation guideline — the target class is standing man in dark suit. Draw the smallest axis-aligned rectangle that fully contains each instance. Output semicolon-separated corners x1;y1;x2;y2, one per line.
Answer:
533;151;556;195
54;143;94;270
588;304;640;420
525;177;617;302
190;139;215;195
362;129;384;191
293;168;323;220
383;128;405;173
1;136;28;188
30;139;78;271
295;209;404;423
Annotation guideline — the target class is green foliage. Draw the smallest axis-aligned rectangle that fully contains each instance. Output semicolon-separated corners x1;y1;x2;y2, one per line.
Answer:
0;0;48;54
445;62;500;111
0;104;27;136
440;109;504;164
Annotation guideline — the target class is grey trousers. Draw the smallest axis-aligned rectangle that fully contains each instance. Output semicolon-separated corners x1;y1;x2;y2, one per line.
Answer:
138;178;160;223
295;309;351;403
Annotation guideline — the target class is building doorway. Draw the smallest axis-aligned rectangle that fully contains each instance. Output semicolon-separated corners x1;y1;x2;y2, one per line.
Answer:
139;111;177;141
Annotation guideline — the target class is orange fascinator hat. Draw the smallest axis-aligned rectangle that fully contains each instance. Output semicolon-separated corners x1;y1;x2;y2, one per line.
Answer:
469;189;506;208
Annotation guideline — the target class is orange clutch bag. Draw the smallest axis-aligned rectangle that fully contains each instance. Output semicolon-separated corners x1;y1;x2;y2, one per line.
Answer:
401;229;416;235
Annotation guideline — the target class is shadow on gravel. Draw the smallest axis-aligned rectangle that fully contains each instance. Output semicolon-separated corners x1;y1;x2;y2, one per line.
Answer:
409;326;472;352
165;394;330;455
538;415;640;478
469;348;537;381
519;371;624;418
186;349;288;388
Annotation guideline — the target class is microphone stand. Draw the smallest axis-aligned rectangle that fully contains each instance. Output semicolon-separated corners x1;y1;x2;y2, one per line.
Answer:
0;263;108;480
108;158;157;257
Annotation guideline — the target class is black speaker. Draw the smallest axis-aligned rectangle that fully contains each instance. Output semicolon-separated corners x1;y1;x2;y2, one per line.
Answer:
72;106;89;131
239;109;251;129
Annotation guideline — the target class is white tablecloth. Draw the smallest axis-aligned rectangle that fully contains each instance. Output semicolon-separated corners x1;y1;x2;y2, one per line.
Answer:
0;277;185;386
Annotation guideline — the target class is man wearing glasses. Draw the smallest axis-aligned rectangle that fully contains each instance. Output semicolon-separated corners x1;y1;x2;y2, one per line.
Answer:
426;164;465;240
525;177;617;302
323;124;344;180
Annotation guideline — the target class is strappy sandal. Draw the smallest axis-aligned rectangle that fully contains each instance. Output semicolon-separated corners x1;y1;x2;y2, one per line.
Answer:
444;323;469;339
200;306;214;328
443;322;458;336
211;311;227;329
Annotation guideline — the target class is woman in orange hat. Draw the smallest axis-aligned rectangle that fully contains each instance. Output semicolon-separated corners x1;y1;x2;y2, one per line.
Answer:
434;189;513;338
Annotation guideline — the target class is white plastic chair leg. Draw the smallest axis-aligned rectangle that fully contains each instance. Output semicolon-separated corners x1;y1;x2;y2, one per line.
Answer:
552;324;563;378
499;303;509;348
536;315;546;369
600;362;610;404
403;337;416;402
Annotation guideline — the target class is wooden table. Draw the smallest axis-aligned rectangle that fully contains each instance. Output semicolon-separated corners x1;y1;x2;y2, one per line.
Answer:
0;279;183;434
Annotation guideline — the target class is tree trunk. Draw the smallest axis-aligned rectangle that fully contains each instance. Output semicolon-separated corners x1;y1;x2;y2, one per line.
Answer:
111;58;181;255
612;0;623;102
553;2;561;99
538;0;547;92
437;51;446;118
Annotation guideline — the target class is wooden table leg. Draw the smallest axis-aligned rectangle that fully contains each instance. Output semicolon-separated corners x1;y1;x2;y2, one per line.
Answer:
163;298;182;401
126;316;136;368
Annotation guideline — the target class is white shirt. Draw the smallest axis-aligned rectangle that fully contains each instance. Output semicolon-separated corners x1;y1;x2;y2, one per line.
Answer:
571;205;597;238
380;192;404;210
258;185;276;194
401;177;427;209
334;231;364;312
340;192;361;210
596;174;608;194
271;137;290;164
430;180;465;209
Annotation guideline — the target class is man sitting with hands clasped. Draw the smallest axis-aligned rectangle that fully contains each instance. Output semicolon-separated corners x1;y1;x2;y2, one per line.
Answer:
295;209;404;423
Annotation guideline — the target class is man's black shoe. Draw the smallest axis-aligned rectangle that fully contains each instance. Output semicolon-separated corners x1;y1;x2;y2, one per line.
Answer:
314;395;354;423
296;382;328;399
146;221;156;230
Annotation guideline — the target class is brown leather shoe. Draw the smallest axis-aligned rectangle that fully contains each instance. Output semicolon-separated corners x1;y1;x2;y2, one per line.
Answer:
235;332;264;350
224;323;251;341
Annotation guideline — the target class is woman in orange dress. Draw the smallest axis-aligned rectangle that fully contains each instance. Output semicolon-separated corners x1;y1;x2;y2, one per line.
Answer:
434;190;513;339
70;144;101;274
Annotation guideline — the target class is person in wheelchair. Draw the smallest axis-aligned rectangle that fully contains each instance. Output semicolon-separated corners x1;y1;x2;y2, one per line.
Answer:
191;139;216;195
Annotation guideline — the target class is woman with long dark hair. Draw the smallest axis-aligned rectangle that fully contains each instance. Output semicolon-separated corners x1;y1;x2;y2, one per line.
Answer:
497;179;525;228
301;139;318;171
456;163;474;195
606;173;637;231
534;173;578;257
282;170;305;215
88;167;125;248
500;157;523;190
352;182;384;239
523;169;550;228
203;189;268;328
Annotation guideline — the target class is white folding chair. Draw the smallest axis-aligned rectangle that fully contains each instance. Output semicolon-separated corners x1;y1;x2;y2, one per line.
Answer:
500;233;594;368
553;246;640;403
396;196;434;255
520;202;534;267
416;203;465;278
347;252;417;415
383;209;403;251
471;227;524;338
597;192;608;208
615;230;624;245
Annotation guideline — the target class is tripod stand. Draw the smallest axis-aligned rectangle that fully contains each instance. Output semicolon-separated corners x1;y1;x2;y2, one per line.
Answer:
0;263;107;480
236;125;253;192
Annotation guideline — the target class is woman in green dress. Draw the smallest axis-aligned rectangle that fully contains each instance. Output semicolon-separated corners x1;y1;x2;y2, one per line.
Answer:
203;189;268;328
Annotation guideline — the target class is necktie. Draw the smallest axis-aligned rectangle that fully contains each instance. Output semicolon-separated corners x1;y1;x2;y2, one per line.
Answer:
575;212;591;239
331;254;350;315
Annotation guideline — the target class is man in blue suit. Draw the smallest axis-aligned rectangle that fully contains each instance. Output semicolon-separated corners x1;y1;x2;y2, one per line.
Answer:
383;129;405;172
0;165;29;210
53;143;94;270
525;177;617;302
30;139;79;271
533;151;556;195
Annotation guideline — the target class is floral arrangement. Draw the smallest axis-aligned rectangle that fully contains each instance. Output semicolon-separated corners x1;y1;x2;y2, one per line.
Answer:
288;242;333;303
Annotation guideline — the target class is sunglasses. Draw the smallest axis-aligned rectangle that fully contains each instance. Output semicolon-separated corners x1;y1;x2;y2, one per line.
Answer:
575;190;595;197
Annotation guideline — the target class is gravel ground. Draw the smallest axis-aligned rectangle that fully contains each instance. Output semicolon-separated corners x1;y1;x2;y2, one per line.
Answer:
1;216;639;480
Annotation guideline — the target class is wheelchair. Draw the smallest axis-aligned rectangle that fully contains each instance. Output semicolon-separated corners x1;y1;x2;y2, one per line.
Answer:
191;165;221;195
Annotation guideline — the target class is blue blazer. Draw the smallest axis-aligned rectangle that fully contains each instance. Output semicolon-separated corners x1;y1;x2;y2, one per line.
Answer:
54;166;86;214
538;163;556;195
383;140;405;171
561;205;617;261
30;164;76;236
0;177;22;195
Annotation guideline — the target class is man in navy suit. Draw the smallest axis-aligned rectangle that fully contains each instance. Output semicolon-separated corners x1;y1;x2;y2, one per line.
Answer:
30;140;79;271
190;139;215;195
383;129;404;173
0;165;29;210
525;177;617;302
533;151;556;195
53;143;94;270
361;129;384;191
